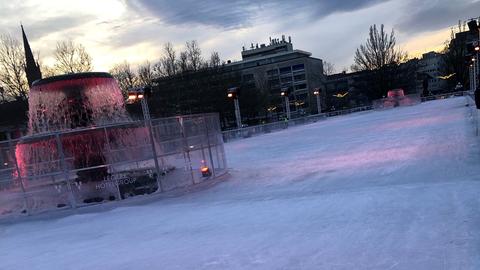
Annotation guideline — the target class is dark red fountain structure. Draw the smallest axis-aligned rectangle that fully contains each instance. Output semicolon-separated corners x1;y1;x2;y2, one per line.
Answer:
0;26;231;217
372;88;421;109
0;69;227;217
15;72;132;185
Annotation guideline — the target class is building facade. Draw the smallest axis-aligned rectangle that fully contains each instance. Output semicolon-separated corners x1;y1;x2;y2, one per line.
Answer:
152;36;325;128
224;36;325;117
443;22;480;90
323;60;419;111
416;51;448;94
323;71;373;111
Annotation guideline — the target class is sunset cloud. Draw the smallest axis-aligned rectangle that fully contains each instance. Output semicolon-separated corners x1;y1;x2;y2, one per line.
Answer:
0;0;475;71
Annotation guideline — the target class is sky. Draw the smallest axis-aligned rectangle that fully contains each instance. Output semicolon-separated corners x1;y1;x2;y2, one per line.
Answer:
0;0;479;72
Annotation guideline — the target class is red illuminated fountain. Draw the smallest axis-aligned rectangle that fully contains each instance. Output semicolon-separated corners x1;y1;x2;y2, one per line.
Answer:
28;72;128;133
372;88;421;109
15;72;138;186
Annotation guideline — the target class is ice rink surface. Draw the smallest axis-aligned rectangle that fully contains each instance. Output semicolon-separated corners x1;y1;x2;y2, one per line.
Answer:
1;97;480;270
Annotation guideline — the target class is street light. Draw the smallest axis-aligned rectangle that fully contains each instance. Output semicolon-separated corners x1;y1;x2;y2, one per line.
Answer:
227;87;242;129
313;87;322;114
127;86;163;192
468;19;480;90
473;56;478;91
281;87;291;120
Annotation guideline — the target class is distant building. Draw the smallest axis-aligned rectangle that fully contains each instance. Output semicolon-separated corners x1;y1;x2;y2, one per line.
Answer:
416;51;448;94
323;71;373;111
444;20;480;90
223;35;325;117
323;60;419;111
153;36;325;128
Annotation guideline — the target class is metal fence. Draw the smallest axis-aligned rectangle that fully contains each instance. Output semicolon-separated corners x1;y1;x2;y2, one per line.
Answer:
465;91;479;136
222;106;372;142
223;91;472;143
0;113;227;218
421;90;469;102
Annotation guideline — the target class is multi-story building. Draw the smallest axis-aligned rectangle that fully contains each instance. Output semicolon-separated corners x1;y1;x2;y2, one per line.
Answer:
223;36;325;117
416;51;448;94
443;20;480;90
152;36;325;128
323;59;419;110
323;71;373;111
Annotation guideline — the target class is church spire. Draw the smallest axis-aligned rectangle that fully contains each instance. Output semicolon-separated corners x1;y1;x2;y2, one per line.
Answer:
21;25;42;86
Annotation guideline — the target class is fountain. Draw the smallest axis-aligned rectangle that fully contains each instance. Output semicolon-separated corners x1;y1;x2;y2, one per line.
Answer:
372;89;421;109
0;71;227;218
0;26;227;217
14;72;156;208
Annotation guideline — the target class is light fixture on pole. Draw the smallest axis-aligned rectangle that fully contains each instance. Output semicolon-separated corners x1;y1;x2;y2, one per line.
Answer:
313;88;322;114
127;86;163;192
474;57;478;91
468;19;480;90
470;64;474;91
474;42;480;89
281;87;291;120
227;87;242;129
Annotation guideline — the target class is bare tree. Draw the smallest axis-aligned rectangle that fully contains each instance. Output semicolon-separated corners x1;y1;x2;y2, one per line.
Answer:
39;64;57;78
161;42;177;76
54;40;92;74
0;86;6;103
178;51;189;73
0;34;28;101
186;40;203;71
352;24;407;71
137;61;154;86
209;51;221;68
109;61;137;95
323;61;336;75
152;61;164;78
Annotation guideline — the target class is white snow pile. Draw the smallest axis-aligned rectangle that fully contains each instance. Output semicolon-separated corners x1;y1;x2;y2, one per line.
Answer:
1;97;480;270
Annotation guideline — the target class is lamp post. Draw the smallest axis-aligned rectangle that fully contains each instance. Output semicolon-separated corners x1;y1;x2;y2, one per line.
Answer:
127;86;163;192
476;44;479;89
280;87;290;120
313;88;321;114
473;57;477;91
468;19;480;90
227;87;242;129
470;64;474;91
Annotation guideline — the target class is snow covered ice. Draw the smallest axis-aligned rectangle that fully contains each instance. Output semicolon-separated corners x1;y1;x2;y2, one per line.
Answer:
1;97;480;269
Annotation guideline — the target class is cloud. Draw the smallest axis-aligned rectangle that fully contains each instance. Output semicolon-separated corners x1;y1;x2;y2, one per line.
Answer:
396;0;480;34
0;0;467;72
126;0;387;29
24;16;96;40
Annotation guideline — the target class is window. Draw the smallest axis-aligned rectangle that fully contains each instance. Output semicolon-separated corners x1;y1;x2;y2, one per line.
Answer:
281;82;293;88
292;64;304;71
281;76;292;83
294;74;306;81
279;66;292;74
